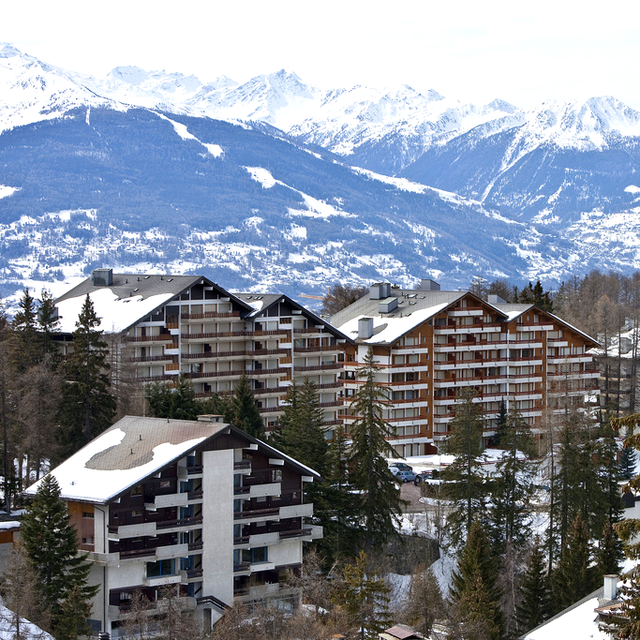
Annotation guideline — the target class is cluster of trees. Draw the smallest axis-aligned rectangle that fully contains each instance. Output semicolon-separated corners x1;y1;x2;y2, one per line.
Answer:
0;289;117;511
432;388;626;638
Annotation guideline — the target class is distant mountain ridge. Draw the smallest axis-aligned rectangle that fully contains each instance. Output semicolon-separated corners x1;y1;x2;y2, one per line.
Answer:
1;43;640;305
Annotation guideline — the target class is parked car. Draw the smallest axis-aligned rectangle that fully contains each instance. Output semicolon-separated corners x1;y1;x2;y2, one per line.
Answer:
413;470;433;484
388;461;413;473
393;469;417;483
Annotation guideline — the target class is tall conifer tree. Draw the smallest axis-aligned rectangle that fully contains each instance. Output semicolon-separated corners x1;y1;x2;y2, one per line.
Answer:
21;475;97;637
442;388;487;548
229;374;264;439
449;519;503;640
56;294;116;460
552;512;592;612
488;409;537;555
515;537;551;635
348;348;401;548
277;378;328;475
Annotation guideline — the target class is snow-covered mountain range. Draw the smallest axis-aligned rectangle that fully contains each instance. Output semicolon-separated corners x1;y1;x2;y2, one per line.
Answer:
1;42;640;304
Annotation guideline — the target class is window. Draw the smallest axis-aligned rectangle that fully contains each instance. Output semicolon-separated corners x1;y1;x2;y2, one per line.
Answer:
130;485;142;497
146;559;175;578
242;547;268;564
82;511;94;519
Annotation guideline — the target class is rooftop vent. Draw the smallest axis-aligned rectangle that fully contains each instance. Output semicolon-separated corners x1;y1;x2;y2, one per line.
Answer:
370;282;391;300
419;278;440;291
91;268;113;287
379;297;398;314
197;414;224;423
604;575;618;601
358;317;374;339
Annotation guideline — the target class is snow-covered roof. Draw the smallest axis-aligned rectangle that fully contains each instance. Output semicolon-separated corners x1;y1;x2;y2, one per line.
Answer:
524;595;607;640
54;273;253;334
337;303;450;344
56;287;177;333
25;416;227;504
25;415;321;504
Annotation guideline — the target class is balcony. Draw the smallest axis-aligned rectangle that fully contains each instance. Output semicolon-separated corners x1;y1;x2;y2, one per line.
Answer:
280;503;313;519
125;334;174;343
181;311;241;320
294;363;342;373
183;367;287;381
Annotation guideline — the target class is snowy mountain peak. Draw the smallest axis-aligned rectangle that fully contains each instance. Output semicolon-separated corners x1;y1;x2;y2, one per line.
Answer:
0;42;24;58
522;96;640;148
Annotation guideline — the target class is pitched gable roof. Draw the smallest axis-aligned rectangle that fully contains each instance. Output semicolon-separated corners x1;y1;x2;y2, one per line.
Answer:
25;415;321;505
332;289;507;345
54;273;252;333
234;292;351;341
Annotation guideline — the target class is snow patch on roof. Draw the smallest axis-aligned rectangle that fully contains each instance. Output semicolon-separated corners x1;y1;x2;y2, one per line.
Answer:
55;287;175;333
524;596;607;640
27;427;207;504
337;303;450;344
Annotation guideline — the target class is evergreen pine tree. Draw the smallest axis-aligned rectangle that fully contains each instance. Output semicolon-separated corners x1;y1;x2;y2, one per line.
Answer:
145;375;200;420
488;409;537;555
331;550;392;640
318;424;361;563
516;280;553;312
620;444;637;481
441;388;487;548
229;374;265;438
515;537;551;635
548;413;607;560
348;348;401;548
56;295;116;460
277;378;328;475
552;512;592;612
37;289;61;362
493;400;508;448
11;288;39;372
20;474;98;637
449;519;502;640
596;521;624;578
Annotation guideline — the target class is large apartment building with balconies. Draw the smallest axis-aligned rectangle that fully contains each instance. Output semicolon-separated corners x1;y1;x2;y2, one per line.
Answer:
53;270;349;429
25;414;321;638
332;281;600;457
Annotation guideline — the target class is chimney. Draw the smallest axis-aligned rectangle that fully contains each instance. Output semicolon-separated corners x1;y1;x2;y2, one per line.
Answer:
487;294;506;304
419;278;440;291
91;268;113;286
358;317;374;339
370;283;391;300
604;575;618;601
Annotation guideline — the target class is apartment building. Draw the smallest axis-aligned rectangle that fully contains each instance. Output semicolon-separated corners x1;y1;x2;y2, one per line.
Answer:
25;414;321;637
53;270;348;429
332;281;600;457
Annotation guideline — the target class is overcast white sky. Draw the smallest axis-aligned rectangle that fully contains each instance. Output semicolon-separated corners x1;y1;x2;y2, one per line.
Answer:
2;0;639;109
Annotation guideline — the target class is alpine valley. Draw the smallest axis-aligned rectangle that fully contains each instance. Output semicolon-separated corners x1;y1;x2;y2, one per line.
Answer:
1;43;640;303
